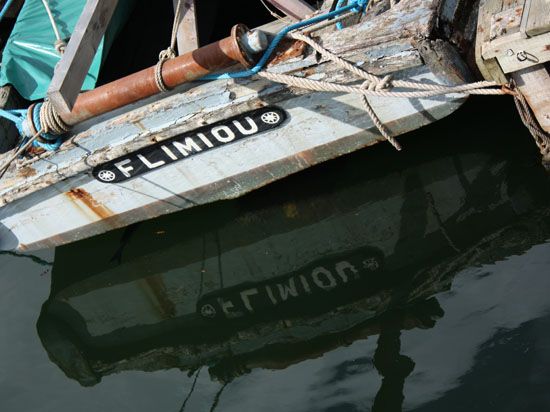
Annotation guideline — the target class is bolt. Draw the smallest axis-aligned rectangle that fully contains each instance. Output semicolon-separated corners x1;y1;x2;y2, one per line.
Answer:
241;30;269;54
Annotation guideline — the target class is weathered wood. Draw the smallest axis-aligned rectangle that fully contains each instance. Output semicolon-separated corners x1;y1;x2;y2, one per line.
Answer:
265;0;315;20
523;0;550;36
172;0;199;55
47;0;118;114
511;64;550;133
475;0;508;82
482;31;550;72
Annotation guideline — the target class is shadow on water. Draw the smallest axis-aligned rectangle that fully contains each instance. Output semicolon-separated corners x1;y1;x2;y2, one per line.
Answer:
32;97;550;411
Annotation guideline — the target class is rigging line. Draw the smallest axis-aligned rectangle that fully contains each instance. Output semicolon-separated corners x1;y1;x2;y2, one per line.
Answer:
260;0;286;21
40;0;66;54
0;128;44;179
178;367;202;412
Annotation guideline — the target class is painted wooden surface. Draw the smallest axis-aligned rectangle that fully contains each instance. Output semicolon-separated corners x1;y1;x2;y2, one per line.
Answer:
172;0;198;55
0;0;471;251
47;0;118;114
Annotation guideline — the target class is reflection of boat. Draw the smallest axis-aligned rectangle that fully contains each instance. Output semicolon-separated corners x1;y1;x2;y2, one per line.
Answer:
38;136;549;388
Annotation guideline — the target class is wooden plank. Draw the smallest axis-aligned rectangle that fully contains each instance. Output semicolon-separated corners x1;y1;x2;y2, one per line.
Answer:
482;31;550;72
47;0;118;115
265;0;315;20
524;0;550;36
172;0;199;55
512;64;550;133
475;0;508;82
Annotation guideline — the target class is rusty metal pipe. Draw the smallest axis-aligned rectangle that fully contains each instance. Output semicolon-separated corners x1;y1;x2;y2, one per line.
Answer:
60;24;258;126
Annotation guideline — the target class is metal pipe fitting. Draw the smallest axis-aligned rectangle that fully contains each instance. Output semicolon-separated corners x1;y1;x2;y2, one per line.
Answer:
59;24;265;126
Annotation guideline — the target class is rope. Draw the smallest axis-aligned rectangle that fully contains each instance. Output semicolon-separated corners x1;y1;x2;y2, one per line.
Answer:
202;0;369;81
0;128;44;178
39;101;70;135
513;87;550;161
41;0;66;54
258;32;505;149
155;0;184;92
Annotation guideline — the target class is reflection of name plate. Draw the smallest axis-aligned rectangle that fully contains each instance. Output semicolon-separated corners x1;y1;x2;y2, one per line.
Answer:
93;107;287;183
198;249;383;320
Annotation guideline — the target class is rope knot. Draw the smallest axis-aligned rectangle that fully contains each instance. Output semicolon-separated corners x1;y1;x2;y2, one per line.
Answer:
158;47;176;62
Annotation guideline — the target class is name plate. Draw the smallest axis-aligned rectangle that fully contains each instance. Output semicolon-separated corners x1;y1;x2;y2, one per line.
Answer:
93;107;287;183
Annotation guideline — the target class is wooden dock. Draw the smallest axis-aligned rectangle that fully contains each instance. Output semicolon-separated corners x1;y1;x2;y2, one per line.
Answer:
476;0;550;140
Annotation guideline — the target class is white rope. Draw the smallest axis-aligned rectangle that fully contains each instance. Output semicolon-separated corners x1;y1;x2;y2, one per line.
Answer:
40;101;71;135
155;0;184;92
41;0;66;54
258;32;505;150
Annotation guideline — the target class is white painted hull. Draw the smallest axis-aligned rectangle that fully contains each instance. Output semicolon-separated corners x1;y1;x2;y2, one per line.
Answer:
0;0;473;251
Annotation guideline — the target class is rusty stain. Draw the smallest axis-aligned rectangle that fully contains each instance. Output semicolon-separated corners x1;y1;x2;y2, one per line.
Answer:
66;188;113;219
17;167;37;178
545;45;550;51
268;40;307;66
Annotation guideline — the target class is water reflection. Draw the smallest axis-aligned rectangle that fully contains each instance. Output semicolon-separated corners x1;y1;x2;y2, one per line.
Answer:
36;126;550;410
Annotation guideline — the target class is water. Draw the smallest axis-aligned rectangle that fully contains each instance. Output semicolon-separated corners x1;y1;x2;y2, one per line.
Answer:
1;98;549;412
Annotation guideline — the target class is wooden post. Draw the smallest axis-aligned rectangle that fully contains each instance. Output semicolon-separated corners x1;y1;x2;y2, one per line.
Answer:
522;0;550;36
47;0;118;115
512;64;550;133
265;0;316;20
172;0;199;55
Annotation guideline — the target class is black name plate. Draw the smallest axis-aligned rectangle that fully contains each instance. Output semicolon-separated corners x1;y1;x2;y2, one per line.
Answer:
93;107;287;183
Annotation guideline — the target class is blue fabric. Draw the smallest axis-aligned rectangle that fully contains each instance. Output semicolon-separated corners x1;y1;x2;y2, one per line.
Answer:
0;0;133;101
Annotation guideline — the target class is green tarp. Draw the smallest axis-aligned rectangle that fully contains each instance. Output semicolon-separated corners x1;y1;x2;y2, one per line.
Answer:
0;0;131;101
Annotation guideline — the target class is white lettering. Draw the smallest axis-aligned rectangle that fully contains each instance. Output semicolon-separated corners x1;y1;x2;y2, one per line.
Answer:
172;138;202;156
114;159;134;177
300;275;311;294
211;126;235;143
335;261;358;283
218;298;236;317
312;267;337;290
197;132;214;148
265;285;278;305
277;278;299;301
240;288;259;312
232;117;258;135
137;154;165;169
160;145;178;160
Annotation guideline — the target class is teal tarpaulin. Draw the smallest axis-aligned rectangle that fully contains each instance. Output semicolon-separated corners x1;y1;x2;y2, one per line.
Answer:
0;0;131;101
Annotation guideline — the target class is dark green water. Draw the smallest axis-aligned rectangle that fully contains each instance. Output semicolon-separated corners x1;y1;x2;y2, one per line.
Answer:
1;98;549;412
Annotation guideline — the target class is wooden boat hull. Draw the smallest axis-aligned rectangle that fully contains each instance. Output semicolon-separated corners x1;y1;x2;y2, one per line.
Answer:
0;0;475;251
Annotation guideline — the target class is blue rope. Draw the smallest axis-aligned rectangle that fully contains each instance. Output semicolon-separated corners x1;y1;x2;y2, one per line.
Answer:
30;103;63;150
203;0;368;80
0;0;367;152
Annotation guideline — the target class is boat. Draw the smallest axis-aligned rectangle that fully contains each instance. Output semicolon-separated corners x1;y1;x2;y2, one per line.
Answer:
37;134;550;388
0;0;548;251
